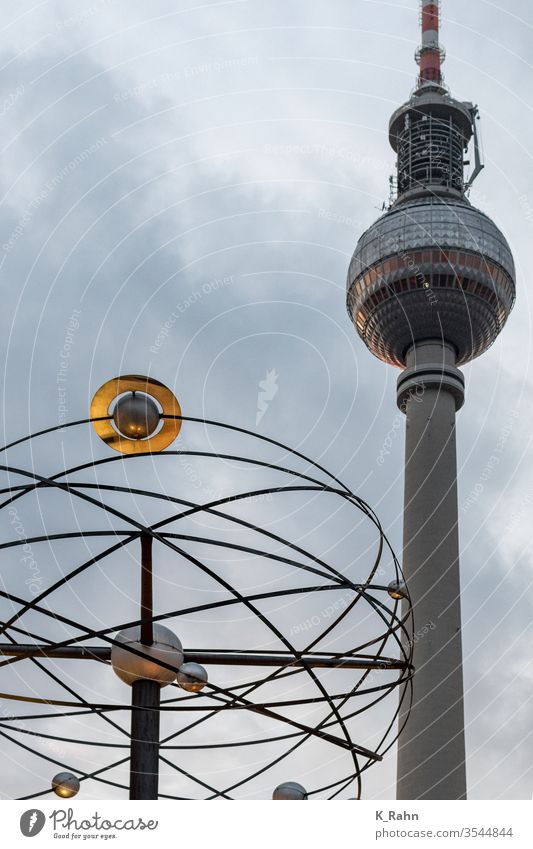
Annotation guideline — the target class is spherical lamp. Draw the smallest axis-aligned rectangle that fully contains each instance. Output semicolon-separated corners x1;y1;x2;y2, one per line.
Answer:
272;781;308;800
111;624;183;686
388;580;408;600
177;662;208;693
52;772;80;798
112;392;160;440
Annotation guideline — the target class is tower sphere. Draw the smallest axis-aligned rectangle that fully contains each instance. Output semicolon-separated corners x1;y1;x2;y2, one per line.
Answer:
111;624;184;686
347;82;515;368
347;197;515;368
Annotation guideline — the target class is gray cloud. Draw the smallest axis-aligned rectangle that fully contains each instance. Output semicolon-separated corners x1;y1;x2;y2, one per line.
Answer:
0;0;531;800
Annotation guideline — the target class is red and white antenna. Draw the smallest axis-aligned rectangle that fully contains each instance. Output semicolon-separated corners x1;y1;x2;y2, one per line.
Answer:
415;1;446;86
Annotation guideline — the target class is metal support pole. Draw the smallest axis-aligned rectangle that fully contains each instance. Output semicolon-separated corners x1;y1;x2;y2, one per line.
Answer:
396;341;467;800
140;533;153;646
0;644;410;670
129;532;159;800
130;679;160;800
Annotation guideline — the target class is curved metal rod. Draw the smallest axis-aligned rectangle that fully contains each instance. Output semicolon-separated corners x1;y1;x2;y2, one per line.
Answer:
0;473;393;778
0;412;412;800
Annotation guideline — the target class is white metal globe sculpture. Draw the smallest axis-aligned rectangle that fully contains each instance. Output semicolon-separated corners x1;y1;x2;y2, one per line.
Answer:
0;376;413;800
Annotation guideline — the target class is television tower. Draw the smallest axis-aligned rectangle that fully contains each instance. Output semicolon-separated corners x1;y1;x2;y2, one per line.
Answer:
346;1;516;799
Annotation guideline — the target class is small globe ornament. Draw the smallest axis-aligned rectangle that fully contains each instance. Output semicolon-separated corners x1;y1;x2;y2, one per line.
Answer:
177;662;208;693
112;392;160;440
388;580;408;600
273;781;308;800
52;772;80;798
111;624;184;686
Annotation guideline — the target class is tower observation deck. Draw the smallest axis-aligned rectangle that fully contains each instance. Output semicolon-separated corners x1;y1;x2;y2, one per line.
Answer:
346;1;516;799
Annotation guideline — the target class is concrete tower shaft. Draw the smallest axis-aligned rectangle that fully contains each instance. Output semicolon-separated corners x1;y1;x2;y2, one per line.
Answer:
396;342;467;799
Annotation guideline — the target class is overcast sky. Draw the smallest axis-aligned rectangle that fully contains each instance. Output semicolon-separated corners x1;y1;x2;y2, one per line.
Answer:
0;0;532;801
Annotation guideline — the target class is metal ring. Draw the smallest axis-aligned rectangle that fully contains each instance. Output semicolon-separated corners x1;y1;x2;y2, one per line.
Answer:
90;375;182;454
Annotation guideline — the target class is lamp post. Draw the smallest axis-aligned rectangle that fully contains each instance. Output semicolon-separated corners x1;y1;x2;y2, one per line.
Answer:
129;533;160;801
125;535;173;801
